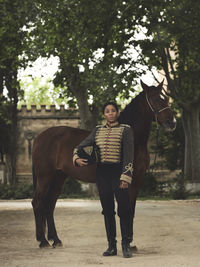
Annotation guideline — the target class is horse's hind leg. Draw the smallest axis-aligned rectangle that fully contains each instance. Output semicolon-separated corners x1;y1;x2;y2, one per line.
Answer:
45;174;65;248
32;180;50;248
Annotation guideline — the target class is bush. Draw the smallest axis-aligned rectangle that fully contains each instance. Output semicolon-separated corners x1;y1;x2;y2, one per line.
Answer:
169;172;189;200
0;177;88;199
138;172;158;197
0;183;33;199
14;183;34;199
0;173;192;200
60;177;88;198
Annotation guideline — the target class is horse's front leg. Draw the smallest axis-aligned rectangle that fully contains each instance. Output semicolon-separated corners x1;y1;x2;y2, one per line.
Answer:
46;209;62;248
128;168;145;250
128;183;137;248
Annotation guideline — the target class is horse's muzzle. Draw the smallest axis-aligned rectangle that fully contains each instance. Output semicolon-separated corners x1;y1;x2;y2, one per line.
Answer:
163;117;177;132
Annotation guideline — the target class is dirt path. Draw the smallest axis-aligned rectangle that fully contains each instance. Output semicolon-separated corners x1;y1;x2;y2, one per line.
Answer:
0;199;200;267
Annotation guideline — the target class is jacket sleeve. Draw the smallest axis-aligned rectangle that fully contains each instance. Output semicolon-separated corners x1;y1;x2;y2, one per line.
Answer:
73;127;97;165
120;126;134;184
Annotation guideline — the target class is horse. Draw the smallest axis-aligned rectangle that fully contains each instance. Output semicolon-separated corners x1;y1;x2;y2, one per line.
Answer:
31;80;176;248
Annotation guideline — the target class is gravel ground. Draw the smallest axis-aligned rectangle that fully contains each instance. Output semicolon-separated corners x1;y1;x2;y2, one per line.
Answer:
0;199;200;267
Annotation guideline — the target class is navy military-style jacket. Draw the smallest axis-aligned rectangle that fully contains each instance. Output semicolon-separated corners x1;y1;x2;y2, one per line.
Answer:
73;121;134;184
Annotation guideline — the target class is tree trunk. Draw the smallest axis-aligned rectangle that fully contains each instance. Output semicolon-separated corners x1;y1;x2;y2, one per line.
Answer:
182;105;200;181
5;69;18;184
73;88;96;130
10;100;18;184
60;58;97;130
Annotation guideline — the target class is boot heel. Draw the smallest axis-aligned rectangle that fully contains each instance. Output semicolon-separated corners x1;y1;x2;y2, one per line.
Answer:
103;241;117;256
103;215;117;256
122;242;132;258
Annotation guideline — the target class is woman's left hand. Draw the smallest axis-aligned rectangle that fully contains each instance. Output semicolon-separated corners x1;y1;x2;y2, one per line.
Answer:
120;180;129;189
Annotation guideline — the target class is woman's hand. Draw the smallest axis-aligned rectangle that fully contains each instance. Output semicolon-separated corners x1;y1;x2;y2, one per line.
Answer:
75;158;88;167
120;180;129;189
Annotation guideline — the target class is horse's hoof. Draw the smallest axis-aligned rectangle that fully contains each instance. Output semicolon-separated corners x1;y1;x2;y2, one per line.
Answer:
130;245;138;252
52;240;63;248
39;240;51;248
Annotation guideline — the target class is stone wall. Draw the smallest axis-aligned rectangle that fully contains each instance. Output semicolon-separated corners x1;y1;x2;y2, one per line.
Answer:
16;104;80;183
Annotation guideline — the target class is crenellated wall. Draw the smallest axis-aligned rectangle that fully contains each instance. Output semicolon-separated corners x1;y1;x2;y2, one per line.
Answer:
18;104;79;119
16;104;80;183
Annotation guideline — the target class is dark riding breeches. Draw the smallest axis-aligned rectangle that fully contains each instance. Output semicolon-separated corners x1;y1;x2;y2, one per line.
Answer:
96;163;131;218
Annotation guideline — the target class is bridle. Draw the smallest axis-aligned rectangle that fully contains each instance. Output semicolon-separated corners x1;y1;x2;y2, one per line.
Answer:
145;92;170;129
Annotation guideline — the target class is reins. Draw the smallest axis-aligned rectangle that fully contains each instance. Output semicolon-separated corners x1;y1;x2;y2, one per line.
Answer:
145;93;170;173
151;126;159;173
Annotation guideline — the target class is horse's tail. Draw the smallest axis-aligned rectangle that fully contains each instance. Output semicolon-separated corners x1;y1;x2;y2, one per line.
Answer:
32;164;37;191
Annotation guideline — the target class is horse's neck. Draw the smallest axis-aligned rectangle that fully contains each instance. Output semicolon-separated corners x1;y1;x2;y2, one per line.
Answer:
134;114;153;146
119;96;153;146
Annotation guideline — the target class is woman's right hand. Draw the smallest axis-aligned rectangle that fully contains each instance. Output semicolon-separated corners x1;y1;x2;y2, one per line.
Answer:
75;158;88;167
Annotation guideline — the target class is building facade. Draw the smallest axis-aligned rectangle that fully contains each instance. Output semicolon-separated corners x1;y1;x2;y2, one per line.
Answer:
16;104;79;183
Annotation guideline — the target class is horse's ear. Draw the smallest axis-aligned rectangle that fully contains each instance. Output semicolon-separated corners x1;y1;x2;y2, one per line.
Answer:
140;80;149;92
157;79;164;92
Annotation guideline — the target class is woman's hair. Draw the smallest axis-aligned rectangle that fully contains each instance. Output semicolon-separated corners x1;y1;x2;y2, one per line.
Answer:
102;102;119;113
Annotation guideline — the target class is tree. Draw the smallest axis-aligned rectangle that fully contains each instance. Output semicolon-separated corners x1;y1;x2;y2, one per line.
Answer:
33;0;142;129
0;0;37;183
136;0;200;181
18;77;70;108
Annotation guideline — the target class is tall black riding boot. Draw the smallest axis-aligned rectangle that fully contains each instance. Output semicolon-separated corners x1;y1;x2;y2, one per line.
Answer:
103;215;117;256
120;216;132;258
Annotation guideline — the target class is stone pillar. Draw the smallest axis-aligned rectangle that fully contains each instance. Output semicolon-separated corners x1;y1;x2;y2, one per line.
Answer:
31;105;37;115
60;105;65;113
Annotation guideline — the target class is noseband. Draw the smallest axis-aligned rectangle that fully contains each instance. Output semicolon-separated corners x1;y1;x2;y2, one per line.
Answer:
145;93;170;128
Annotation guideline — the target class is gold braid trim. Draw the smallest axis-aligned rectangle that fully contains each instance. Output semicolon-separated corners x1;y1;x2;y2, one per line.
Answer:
73;148;79;165
120;173;132;184
95;126;124;163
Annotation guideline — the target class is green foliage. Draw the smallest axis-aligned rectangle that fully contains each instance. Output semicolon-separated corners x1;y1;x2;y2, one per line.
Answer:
0;0;38;87
18;77;70;108
169;172;189;200
150;116;184;171
135;1;200;183
138;172;158;197
0;183;34;199
0;175;193;200
137;0;200;106
0;0;39;183
31;0;143;126
0;178;88;199
59;177;88;198
138;171;192;200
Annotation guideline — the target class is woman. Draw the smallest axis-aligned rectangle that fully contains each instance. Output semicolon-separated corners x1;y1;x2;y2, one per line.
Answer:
73;102;134;258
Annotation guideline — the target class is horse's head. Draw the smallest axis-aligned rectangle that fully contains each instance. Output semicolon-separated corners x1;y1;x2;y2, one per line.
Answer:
141;80;176;132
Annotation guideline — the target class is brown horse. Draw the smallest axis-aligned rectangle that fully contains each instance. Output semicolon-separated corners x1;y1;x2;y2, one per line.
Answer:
32;80;176;248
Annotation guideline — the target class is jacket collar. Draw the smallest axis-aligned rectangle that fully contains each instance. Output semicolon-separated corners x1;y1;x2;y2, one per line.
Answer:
105;121;119;128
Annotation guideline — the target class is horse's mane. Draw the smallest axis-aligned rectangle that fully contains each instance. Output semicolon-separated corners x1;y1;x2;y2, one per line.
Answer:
118;91;145;126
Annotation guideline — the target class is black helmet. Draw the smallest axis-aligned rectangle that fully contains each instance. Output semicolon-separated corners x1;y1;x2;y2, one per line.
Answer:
77;145;100;165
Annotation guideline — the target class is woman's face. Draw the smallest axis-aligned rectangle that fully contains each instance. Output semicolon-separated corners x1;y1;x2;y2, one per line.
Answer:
104;104;118;123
